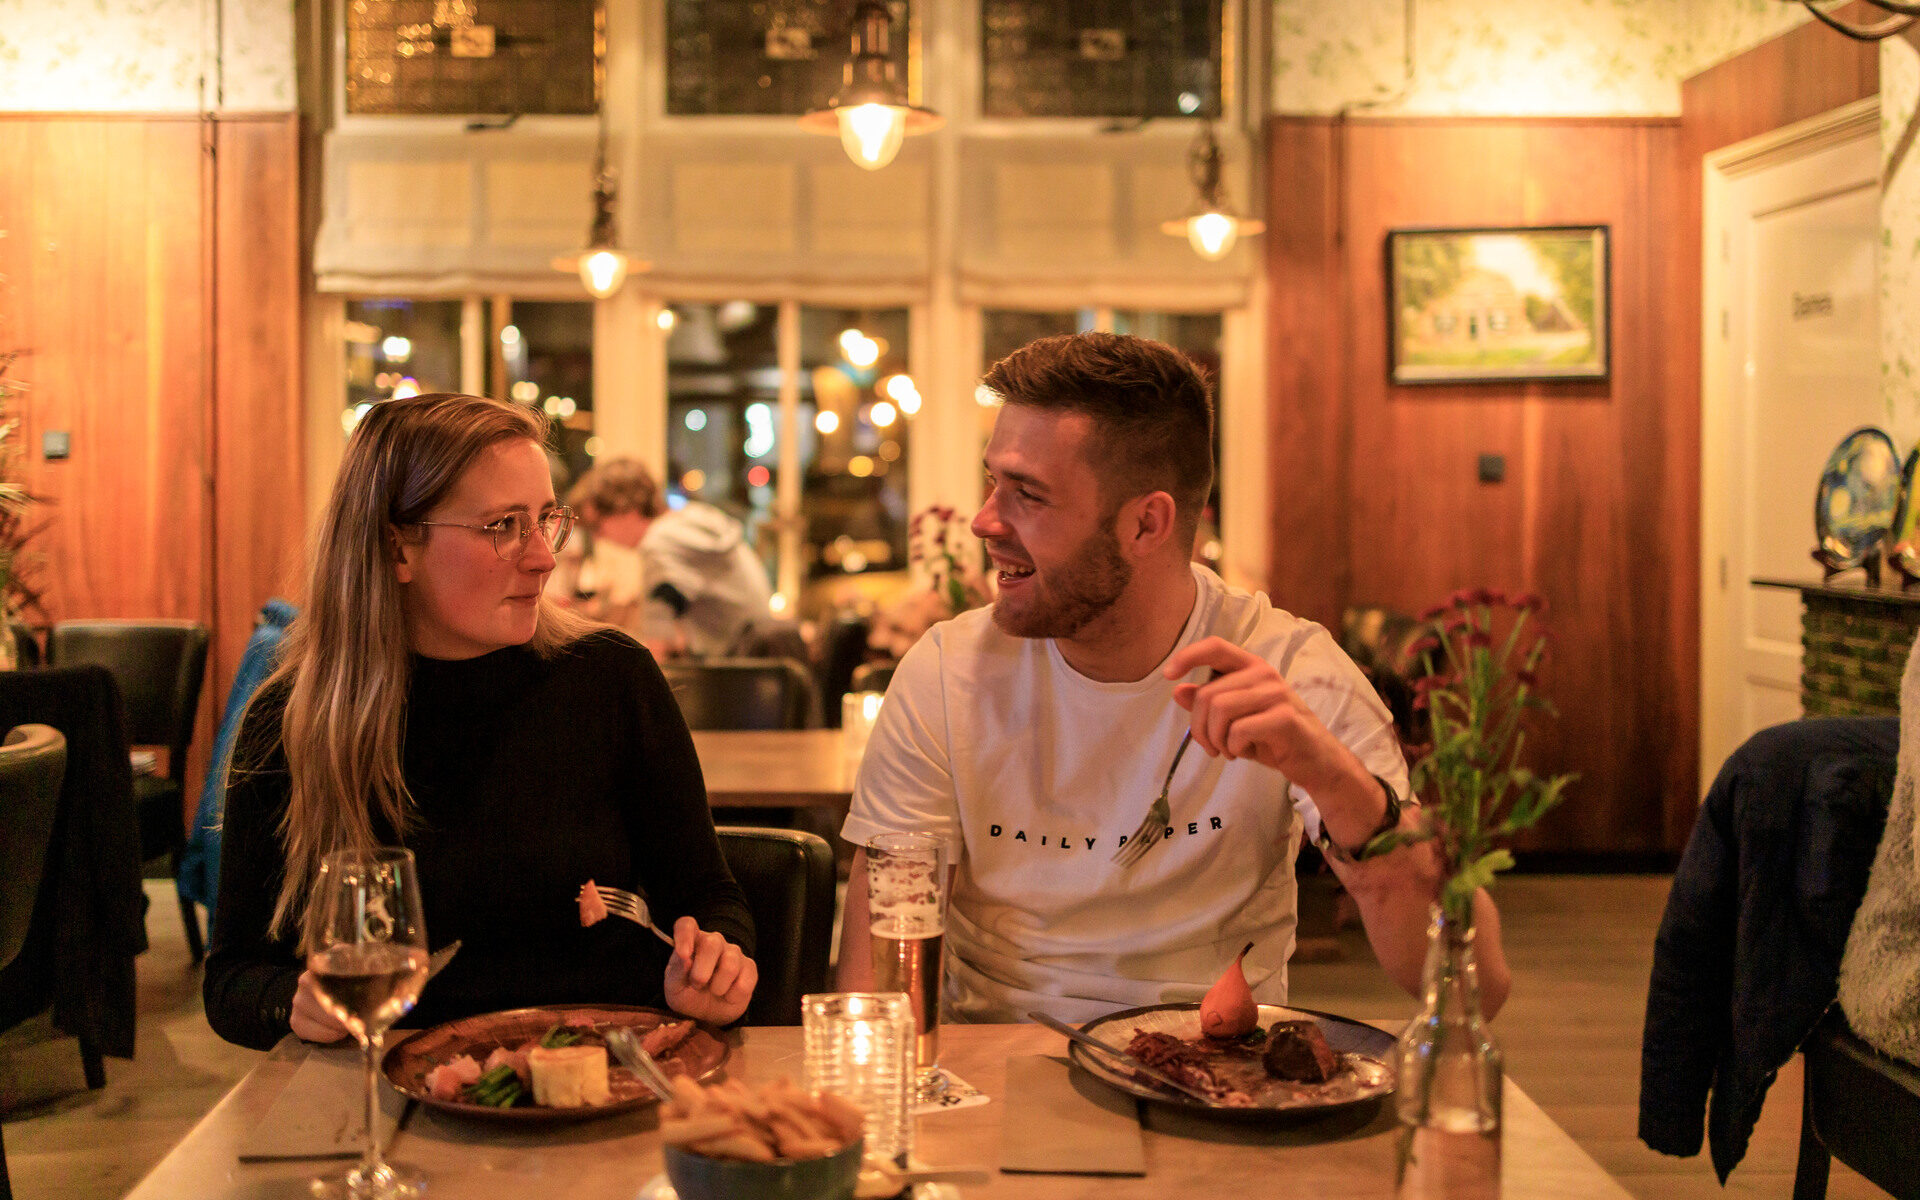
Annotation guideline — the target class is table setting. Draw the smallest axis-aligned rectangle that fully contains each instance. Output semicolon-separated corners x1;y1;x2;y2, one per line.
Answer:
127;831;1631;1200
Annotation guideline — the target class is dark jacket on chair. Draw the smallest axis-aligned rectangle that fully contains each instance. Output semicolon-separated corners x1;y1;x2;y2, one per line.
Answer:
1639;717;1896;1181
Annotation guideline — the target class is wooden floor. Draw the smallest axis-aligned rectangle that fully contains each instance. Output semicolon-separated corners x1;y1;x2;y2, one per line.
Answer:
0;876;1891;1199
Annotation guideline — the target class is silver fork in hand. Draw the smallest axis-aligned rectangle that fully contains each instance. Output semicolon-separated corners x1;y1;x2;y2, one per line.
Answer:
579;883;676;947
1112;729;1196;867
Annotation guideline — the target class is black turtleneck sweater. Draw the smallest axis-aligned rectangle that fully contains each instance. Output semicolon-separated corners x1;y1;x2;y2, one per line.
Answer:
204;630;753;1051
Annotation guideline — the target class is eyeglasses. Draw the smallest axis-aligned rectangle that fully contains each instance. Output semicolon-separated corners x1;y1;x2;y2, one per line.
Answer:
410;506;575;560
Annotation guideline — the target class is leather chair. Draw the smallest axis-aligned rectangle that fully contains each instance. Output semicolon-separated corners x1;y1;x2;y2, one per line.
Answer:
715;826;836;1025
10;620;42;667
848;662;895;695
49;619;210;960
663;657;820;731
0;724;69;1192
0;724;100;1091
1794;1006;1920;1199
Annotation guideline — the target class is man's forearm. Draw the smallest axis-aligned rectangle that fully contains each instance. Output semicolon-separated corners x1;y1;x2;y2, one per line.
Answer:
833;849;875;990
1338;840;1511;1019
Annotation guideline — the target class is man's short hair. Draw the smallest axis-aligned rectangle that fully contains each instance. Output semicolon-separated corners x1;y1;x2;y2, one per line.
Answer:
566;457;665;520
982;332;1214;533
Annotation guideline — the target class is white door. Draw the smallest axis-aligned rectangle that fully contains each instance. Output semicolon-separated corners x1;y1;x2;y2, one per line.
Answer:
1702;99;1882;789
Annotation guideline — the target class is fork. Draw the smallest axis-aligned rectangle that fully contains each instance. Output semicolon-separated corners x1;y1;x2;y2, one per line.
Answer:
1112;729;1196;867
604;1028;678;1102
580;883;676;947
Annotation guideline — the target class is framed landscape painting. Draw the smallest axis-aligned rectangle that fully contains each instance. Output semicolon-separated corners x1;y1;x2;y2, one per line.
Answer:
1387;225;1610;385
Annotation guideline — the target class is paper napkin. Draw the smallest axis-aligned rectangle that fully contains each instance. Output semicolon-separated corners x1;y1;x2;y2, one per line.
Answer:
997;1053;1145;1176
238;1045;407;1161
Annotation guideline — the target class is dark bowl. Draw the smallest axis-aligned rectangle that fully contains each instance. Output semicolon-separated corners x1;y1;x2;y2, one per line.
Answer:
662;1138;863;1200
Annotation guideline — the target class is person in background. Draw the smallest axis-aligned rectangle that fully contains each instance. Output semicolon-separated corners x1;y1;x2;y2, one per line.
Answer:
206;394;755;1051
834;332;1509;1023
567;458;775;660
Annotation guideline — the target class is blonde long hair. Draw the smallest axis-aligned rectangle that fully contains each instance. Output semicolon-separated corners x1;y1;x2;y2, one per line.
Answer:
259;394;600;936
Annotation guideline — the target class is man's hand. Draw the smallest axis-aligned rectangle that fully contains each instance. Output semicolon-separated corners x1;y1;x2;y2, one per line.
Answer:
664;916;758;1025
290;969;354;1044
1162;636;1361;795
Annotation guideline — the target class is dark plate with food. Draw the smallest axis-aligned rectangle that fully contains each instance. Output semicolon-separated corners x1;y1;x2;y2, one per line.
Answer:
1065;1002;1394;1120
382;1004;728;1122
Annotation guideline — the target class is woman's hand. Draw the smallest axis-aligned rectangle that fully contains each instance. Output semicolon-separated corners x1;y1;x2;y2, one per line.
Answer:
290;969;354;1044
663;916;758;1025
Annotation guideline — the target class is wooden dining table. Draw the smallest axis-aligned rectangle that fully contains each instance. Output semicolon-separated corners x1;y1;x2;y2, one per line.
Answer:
693;728;855;812
126;1022;1632;1199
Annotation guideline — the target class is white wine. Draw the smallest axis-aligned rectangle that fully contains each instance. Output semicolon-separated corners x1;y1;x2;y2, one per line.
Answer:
871;922;943;1073
310;943;429;1040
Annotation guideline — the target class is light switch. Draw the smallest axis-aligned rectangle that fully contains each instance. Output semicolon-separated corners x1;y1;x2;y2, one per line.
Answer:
42;430;70;460
1477;453;1505;483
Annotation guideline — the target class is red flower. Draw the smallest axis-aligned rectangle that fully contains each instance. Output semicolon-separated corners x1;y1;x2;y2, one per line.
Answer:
1517;669;1538;687
1469;587;1507;607
1513;592;1547;614
1448;588;1476;608
1418;604;1449;622
1443;614;1471;634
1405;635;1440;658
1464;631;1492;649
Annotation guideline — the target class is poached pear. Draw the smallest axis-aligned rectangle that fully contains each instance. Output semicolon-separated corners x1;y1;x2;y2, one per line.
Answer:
1199;941;1258;1038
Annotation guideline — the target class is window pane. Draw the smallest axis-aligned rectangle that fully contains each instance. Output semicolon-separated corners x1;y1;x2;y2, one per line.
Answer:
343;298;463;421
502;301;596;484
977;308;1092;444
345;0;600;115
665;301;781;576
667;0;917;116
1114;310;1224;565
799;307;911;585
982;0;1223;119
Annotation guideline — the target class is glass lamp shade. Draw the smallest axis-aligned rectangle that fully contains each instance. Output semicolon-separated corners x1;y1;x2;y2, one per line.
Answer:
579;249;629;298
1160;211;1265;262
839;102;908;170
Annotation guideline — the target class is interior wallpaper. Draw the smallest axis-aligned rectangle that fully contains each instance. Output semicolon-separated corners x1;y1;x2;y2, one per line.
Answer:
0;0;294;112
1272;0;1811;117
1883;35;1920;444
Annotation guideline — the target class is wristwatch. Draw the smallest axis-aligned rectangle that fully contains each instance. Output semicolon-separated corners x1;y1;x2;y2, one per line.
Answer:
1316;775;1405;863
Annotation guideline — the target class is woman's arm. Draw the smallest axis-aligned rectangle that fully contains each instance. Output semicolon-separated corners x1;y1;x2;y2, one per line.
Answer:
203;694;307;1050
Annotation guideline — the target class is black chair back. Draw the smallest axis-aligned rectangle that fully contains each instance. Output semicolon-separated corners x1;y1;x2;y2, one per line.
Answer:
10;621;42;668
1795;1006;1920;1200
49;619;211;960
715;826;836;1025
49;620;209;779
0;724;66;971
848;662;895;694
663;657;820;730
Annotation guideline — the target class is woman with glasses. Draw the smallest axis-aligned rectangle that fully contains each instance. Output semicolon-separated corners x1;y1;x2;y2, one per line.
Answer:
206;393;757;1050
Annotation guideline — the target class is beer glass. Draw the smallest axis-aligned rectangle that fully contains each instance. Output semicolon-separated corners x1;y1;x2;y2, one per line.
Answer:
865;832;949;1100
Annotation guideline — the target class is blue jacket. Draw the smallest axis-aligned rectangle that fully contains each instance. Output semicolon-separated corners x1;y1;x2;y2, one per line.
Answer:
1638;717;1895;1181
176;600;295;927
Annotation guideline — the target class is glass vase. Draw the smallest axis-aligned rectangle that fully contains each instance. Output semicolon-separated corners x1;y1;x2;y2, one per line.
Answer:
1393;903;1502;1200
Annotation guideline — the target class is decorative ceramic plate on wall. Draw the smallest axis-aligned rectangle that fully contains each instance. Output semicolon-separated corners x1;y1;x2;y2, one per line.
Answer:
1815;427;1902;568
1886;448;1920;561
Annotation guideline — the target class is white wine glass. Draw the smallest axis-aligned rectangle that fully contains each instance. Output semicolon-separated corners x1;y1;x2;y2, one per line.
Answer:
304;847;429;1199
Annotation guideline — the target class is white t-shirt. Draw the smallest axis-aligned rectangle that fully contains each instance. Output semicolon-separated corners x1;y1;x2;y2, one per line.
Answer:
842;564;1409;1025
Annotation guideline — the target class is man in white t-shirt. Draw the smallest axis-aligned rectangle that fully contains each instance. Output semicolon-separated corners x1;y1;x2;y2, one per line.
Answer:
836;332;1510;1024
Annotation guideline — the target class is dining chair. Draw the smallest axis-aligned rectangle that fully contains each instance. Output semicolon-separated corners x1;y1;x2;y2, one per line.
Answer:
848;661;894;695
0;723;104;1093
714;826;836;1026
1794;1006;1920;1200
10;619;42;668
662;657;820;731
49;619;211;961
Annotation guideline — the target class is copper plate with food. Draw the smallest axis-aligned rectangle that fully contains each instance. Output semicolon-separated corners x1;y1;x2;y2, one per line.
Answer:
1067;1002;1394;1120
382;1004;728;1122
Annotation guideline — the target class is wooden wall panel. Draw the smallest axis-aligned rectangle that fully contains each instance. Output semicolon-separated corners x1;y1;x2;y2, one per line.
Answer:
0;113;304;828
1268;117;1684;856
213;115;305;726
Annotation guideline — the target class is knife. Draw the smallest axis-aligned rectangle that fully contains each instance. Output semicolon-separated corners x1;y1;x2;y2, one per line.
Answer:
1028;1011;1222;1105
426;939;462;982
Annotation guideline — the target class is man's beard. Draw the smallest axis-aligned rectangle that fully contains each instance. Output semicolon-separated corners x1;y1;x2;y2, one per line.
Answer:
990;528;1132;639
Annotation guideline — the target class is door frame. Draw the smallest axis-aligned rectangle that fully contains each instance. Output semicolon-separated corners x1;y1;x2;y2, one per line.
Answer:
1700;96;1880;794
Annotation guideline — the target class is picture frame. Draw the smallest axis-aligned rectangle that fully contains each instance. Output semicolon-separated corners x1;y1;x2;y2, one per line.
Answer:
1386;225;1611;385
